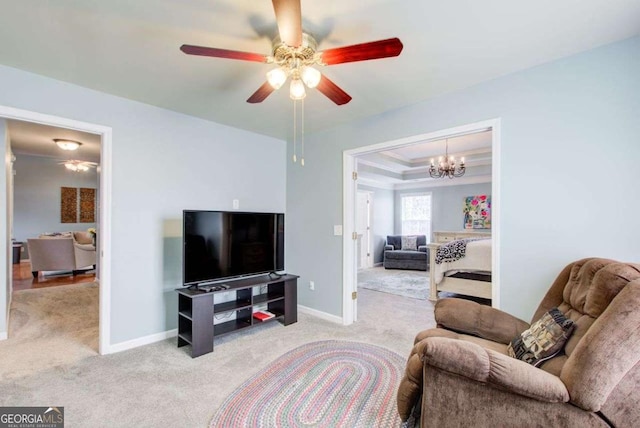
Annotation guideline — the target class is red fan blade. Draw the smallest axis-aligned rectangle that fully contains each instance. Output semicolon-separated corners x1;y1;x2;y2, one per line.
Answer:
180;45;267;63
316;75;352;105
272;0;302;47
247;82;276;103
319;38;403;65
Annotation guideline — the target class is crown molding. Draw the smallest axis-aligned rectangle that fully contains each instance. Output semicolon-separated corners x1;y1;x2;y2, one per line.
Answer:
394;174;492;190
357;177;395;190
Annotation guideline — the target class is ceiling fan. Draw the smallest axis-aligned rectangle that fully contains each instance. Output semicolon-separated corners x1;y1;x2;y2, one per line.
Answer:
180;0;403;105
58;160;98;172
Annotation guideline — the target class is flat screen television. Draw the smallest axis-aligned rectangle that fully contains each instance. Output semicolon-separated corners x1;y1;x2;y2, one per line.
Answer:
183;210;285;286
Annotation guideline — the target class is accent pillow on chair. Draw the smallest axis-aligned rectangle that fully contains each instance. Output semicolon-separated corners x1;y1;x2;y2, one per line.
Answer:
401;236;418;251
507;307;575;367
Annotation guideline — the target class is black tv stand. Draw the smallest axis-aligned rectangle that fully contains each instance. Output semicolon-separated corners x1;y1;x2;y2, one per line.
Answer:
176;274;298;358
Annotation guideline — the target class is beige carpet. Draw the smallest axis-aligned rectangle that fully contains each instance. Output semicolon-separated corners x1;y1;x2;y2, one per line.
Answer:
358;267;429;300
0;282;99;381
0;287;434;427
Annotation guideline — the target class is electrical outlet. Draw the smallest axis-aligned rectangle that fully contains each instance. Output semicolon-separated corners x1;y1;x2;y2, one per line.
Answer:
309;281;315;291
232;199;240;209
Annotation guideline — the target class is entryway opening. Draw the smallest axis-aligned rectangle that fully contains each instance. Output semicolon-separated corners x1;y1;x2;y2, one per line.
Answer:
0;105;112;363
342;119;500;324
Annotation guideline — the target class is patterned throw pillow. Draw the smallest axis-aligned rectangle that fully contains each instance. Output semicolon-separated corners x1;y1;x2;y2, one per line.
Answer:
401;236;418;251
507;308;575;367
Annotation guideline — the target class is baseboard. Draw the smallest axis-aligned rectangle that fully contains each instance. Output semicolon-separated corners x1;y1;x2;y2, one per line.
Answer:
0;331;7;341
107;328;177;354
298;305;343;324
373;262;383;267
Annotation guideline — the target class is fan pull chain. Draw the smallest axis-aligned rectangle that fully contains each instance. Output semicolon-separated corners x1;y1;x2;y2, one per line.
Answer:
292;99;297;163
301;98;305;166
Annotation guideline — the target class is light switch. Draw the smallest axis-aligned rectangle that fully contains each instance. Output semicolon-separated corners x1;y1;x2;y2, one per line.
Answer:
334;225;343;236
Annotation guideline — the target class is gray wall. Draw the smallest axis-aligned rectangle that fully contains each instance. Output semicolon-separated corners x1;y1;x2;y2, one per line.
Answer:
0;118;7;336
13;154;98;247
0;65;286;345
286;36;640;321
395;183;492;239
358;184;394;264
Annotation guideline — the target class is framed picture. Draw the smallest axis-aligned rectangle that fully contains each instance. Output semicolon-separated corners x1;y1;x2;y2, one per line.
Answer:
463;195;491;229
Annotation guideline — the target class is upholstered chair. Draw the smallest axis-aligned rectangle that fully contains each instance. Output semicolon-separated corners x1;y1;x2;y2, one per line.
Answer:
27;238;77;277
72;231;97;269
27;234;96;277
397;258;640;427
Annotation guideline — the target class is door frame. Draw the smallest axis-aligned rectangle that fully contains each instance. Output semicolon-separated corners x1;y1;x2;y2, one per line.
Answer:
0;105;112;355
342;118;501;325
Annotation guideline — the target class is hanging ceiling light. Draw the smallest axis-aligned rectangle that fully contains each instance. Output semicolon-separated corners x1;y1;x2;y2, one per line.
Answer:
266;67;287;89
300;66;321;88
289;78;306;100
429;139;466;179
264;34;325;101
54;139;82;151
262;35;324;166
267;64;320;99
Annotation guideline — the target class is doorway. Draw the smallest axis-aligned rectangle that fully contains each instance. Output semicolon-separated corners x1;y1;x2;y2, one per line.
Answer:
10;120;101;291
342;119;501;325
0;105;112;355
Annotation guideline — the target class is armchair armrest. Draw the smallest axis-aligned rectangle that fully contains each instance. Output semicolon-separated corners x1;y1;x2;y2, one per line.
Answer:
74;243;95;252
419;337;569;403
434;298;530;344
418;245;427;253
384;245;394;251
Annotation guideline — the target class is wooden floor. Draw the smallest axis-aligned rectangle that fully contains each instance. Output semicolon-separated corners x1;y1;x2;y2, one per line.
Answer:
12;260;96;291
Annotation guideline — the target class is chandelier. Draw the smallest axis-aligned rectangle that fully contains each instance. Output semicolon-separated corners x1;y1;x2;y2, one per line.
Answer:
429;139;466;179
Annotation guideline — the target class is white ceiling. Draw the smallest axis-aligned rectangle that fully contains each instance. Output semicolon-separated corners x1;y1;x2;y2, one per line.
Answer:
0;1;638;140
8;120;101;162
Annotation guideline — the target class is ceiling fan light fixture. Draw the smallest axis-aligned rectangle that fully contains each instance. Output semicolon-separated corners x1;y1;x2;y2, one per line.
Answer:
300;66;321;88
54;139;82;151
266;67;287;89
63;160;95;172
289;78;306;100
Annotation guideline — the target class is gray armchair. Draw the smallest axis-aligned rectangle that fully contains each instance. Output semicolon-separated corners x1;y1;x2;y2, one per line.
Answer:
383;235;428;271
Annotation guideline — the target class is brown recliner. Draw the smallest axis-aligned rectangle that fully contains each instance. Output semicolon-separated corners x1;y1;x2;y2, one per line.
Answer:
397;258;640;427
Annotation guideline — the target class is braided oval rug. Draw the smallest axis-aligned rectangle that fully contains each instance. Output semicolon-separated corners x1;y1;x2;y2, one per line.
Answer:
210;340;404;428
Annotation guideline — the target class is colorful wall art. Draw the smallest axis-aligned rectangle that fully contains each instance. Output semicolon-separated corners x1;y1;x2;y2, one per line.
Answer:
463;195;491;229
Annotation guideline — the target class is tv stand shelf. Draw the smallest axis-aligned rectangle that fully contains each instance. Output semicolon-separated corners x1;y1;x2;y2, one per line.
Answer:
176;274;298;358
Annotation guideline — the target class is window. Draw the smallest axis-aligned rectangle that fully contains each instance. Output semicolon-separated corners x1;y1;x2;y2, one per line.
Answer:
401;194;432;241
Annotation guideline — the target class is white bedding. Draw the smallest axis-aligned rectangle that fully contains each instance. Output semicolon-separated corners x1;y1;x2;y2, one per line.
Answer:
432;239;491;284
